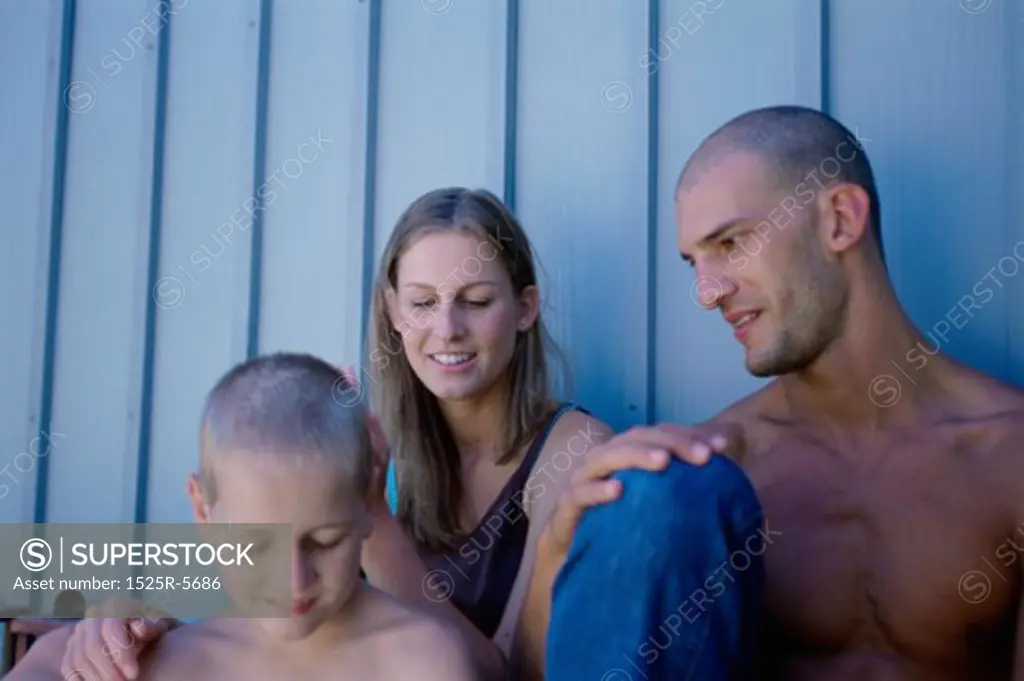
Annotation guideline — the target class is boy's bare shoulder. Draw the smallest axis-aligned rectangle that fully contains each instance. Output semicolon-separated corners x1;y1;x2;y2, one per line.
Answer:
4;622;75;681
365;591;479;680
137;619;239;681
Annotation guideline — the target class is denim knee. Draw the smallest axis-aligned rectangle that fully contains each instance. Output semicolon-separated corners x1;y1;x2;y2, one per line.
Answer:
607;454;761;535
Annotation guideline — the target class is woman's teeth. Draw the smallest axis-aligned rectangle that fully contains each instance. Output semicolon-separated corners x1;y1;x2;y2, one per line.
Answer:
432;353;475;365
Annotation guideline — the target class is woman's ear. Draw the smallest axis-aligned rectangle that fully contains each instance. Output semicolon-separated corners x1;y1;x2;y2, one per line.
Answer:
384;287;401;329
516;285;541;332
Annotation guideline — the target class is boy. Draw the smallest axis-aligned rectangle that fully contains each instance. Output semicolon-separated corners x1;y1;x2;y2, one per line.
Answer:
10;353;479;681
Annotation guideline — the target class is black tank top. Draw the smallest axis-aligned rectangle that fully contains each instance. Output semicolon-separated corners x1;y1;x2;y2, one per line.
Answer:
418;402;583;638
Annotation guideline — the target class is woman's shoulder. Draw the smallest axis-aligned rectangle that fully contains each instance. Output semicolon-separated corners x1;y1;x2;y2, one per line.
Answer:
531;402;614;467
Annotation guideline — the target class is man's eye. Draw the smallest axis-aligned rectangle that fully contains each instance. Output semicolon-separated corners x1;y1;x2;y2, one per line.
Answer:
465;299;492;308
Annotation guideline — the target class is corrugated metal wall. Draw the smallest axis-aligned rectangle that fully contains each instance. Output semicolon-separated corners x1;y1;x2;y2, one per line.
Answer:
2;0;1021;526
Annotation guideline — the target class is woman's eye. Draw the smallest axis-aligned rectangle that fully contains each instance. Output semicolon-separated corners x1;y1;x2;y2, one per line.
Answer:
411;299;435;309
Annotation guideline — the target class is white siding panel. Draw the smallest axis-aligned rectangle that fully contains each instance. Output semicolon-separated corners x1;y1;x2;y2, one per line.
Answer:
373;1;507;254
257;0;370;366
146;0;260;523
0;0;62;523
516;0;650;431
46;0;163;522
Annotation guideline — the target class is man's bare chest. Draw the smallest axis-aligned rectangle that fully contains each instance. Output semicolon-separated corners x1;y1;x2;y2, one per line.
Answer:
742;432;1019;663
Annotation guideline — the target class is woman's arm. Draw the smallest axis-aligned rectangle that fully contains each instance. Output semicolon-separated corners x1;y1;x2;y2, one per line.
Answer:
361;516;507;681
504;411;614;680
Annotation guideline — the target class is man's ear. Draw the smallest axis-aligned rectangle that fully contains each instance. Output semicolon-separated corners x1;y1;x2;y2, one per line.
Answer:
822;182;871;254
187;473;212;524
516;284;541;332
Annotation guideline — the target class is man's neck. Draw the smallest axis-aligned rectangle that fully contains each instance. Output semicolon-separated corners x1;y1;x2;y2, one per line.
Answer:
778;279;956;432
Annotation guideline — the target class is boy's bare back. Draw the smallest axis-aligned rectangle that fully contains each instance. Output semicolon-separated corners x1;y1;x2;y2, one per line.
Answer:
139;585;478;681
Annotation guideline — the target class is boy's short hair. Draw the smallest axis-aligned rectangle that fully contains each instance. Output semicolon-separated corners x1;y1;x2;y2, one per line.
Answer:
197;352;373;504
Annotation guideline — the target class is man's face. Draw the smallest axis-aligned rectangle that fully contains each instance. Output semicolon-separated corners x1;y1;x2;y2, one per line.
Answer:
675;152;847;376
199;453;370;641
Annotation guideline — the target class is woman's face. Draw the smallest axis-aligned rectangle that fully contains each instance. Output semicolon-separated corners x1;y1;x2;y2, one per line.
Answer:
388;230;538;403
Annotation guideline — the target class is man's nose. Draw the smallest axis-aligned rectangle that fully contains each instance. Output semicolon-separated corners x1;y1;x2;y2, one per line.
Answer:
692;262;737;310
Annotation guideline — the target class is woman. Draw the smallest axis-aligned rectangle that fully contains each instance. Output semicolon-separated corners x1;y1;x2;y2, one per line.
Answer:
354;186;614;678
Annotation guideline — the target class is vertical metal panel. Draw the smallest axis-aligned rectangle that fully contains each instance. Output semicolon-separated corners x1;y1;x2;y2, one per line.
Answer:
372;0;507;255
503;0;519;212
0;0;68;523
146;0;262;523
645;0;660;424
132;0;172;525
245;0;272;359
516;0;649;432
654;0;812;425
45;0;162;522
32;0;77;524
831;0;1016;383
256;0;369;367
360;0;381;357
1006;0;1024;388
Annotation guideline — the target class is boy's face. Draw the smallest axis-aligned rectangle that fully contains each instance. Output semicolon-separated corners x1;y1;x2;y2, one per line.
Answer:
189;451;370;641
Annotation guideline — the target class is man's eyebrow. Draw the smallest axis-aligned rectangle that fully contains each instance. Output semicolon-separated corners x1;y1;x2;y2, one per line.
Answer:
680;218;752;263
699;218;751;246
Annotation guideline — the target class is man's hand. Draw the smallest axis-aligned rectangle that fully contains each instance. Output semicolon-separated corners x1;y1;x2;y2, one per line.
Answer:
60;598;178;681
538;422;743;566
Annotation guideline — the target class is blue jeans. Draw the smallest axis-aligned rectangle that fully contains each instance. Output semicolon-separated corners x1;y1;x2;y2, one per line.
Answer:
545;454;766;681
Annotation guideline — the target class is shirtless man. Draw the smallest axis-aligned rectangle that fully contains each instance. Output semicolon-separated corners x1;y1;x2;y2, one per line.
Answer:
8;353;478;681
540;105;1024;680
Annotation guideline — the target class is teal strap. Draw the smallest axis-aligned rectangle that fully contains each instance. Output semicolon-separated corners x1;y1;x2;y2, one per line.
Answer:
386;457;398;515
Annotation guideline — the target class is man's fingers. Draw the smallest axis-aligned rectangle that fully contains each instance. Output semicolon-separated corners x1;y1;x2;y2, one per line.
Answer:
548;480;623;547
647;422;745;459
571;445;670;486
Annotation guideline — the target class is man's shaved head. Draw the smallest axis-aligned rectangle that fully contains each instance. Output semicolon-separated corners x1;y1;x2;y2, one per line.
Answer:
677;105;882;260
197;352;372;504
